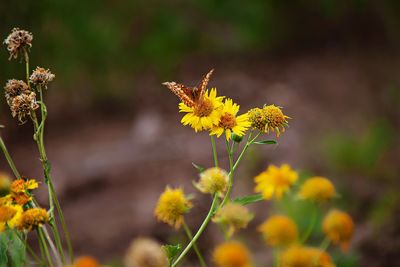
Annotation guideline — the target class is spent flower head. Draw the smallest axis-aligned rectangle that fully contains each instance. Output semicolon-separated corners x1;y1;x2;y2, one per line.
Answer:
4;79;29;106
254;164;298;200
298;176;336;203
213;241;252;267
124;237;168;267
258;215;298;247
210;98;251;140
194;167;229;195
10;92;39;123
154;187;192;229
248;105;289;137
30;67;55;88
19;207;49;231
3;28;33;60
322;209;354;252
213;203;253;238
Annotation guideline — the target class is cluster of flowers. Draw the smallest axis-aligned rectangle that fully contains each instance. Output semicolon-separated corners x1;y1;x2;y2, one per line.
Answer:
0;173;49;233
151;72;355;267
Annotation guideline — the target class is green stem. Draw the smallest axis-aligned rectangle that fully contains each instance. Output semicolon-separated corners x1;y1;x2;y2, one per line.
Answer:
42;227;63;266
183;223;207;267
37;228;54;267
220;140;234;207
210;136;218;167
300;206;318;243
172;195;218;267
16;232;43;266
0;136;21;178
319;236;331;251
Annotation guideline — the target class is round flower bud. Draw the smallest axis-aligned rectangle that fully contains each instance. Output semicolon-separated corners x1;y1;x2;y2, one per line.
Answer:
322;209;354;251
194;167;229;195
258;215;298;247
213;241;251;267
298;176;336;203
74;256;99;267
279;246;336;267
213;203;253;237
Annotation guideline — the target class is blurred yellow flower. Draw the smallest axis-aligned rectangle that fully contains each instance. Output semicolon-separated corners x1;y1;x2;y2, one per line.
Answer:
10;179;25;193
0;173;11;192
213;241;252;267
322;209;354;252
298;176;336;203
124;237;168;267
179;88;224;132
254;164;298;200
194;167;229;195
248;105;289;137
73;256;100;267
154;187;192;229
19;208;49;231
213;203;253;238
0;204;23;232
258;215;298;247
210;99;251;140
0;206;17;222
279;246;336;267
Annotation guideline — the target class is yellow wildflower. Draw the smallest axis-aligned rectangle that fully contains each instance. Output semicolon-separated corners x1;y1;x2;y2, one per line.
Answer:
298;176;336;203
10;179;25;193
213;241;252;267
154;187;192;229
279;246;336;267
213;203;253;238
248;105;289;137
322;209;354;252
73;256;100;267
210;99;251;140
254;164;298;200
0;206;17;222
124;237;168;267
194;167;229;195
258;215;298;247
179;88;224;132
0;204;23;232
19;208;49;231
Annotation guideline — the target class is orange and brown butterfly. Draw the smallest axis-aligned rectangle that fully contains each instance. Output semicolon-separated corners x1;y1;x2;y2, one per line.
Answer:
162;69;214;107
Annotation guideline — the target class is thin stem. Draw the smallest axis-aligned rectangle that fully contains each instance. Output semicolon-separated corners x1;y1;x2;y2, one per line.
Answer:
0;136;21;178
24;49;30;88
42;226;63;267
37;228;55;267
319;236;331;251
210;136;218;167
220;140;234;207
182;223;207;267
172;195;218;267
301;206;318;243
17;232;44;265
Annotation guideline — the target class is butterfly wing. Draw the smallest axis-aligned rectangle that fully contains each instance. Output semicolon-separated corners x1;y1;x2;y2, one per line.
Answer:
162;82;196;107
195;69;214;104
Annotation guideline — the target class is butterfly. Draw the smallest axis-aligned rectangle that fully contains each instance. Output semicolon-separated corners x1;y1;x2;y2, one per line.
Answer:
162;69;214;107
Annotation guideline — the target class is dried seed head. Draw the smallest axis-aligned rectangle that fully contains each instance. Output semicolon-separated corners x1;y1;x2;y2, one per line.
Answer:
10;92;38;123
4;79;29;106
124;237;168;267
3;28;33;60
30;67;55;87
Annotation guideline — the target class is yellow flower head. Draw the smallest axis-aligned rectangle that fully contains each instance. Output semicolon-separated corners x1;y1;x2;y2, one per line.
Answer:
0;204;23;232
279;246;336;267
322;209;354;252
9;179;38;205
0;206;17;222
248;105;289;137
179;88;224;132
298;176;336;203
10;179;25;194
213;203;253;238
19;208;49;231
0;173;11;193
124;237;168;267
210;99;251;140
213;241;252;267
254;164;298;200
258;215;298;247
73;256;100;267
154;187;192;229
195;167;229;195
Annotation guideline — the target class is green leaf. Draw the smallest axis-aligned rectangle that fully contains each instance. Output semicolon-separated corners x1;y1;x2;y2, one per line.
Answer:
162;244;181;266
233;194;264;205
8;231;26;267
0;232;8;266
253;140;277;145
192;162;205;173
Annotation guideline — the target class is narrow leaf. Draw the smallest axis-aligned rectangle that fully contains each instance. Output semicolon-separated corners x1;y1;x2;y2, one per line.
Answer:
163;244;181;265
192;162;205;173
234;194;264;205
253;140;277;145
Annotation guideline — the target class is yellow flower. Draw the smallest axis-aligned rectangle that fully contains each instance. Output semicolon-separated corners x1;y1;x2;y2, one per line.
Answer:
73;256;100;267
298;176;336;203
210;99;251;140
279;246;336;267
0;206;17;222
0;204;23;232
179;88;224;132
254;164;298;200
248;105;289;137
194;167;229;195
19;208;49;231
213;203;253;238
0;173;11;193
258;215;298;247
213;241;252;267
10;179;25;193
322;209;354;252
124;237;168;267
154;187;192;229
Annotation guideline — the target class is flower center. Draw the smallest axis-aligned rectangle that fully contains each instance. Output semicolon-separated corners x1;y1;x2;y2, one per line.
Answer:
264;106;285;127
194;99;214;117
219;113;237;129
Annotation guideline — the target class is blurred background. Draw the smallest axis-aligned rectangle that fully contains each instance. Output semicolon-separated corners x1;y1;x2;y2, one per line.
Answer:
1;0;400;266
